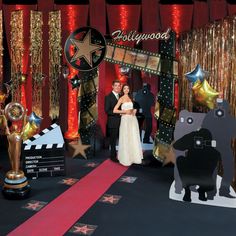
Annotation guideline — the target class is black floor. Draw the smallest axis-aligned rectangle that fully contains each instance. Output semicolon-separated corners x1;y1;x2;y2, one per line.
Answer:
65;162;236;236
1;149;236;236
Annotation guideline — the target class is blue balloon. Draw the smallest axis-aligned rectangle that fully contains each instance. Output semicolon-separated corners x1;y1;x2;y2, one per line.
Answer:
28;112;43;126
185;64;209;83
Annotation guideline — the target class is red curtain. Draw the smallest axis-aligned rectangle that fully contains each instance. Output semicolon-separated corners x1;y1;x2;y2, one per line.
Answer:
160;4;193;36
228;4;236;15
209;0;227;21
55;4;89;139
2;1;236;137
193;1;209;29
90;0;106;135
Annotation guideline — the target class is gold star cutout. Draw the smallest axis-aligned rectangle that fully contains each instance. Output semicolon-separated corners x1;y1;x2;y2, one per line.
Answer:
163;146;176;166
70;30;104;67
68;139;91;159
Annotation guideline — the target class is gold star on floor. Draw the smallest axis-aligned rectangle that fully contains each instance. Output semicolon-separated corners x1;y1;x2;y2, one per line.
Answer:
70;30;104;67
68;139;91;159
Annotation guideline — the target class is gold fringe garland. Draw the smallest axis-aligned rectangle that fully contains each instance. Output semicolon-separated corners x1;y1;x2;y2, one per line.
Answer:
48;11;62;119
30;10;43;116
179;15;236;116
0;10;3;86
10;10;24;102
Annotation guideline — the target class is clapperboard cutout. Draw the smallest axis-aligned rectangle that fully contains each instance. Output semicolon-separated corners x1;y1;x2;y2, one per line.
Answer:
23;123;65;179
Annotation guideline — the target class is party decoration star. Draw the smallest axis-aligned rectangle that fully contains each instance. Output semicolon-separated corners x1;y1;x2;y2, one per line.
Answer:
59;178;78;186
99;194;121;204
70;30;104;67
70;223;97;235
70;74;81;89
192;80;219;109
28;112;43;127
68;139;91;159
23;200;47;211
85;162;98;168
163;146;176;166
119;176;137;183
20;74;27;84
185;64;209;84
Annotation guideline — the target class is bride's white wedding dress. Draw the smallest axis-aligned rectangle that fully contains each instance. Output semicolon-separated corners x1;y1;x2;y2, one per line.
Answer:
118;102;143;166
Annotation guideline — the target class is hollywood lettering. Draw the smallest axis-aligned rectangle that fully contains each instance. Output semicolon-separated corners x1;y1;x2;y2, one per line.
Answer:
111;28;171;45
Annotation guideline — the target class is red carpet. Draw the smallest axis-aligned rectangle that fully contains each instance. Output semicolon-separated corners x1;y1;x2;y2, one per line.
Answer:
9;159;128;236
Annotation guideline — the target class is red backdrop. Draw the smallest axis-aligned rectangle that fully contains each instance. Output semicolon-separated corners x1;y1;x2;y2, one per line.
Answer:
1;0;235;137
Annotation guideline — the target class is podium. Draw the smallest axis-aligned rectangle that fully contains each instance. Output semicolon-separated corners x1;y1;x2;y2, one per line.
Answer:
23;124;65;179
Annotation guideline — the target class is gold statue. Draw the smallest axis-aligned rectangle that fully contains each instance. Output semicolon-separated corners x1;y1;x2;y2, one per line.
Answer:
5;123;26;180
0;105;30;199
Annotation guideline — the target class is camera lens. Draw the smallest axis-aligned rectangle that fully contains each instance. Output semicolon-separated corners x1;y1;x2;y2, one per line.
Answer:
187;117;193;124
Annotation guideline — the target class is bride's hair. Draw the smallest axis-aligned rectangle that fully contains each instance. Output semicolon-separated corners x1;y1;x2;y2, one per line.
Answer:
121;84;133;100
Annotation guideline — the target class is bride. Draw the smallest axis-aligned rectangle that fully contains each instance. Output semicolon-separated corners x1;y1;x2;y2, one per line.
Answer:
113;84;143;166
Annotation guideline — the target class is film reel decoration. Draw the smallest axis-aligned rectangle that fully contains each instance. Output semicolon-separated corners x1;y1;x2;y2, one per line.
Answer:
64;27;106;72
104;42;178;76
4;102;25;122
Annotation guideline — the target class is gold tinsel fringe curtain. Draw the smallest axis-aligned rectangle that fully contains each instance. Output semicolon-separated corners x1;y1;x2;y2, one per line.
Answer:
30;10;43;117
179;15;236;117
48;11;62;119
0;10;3;86
10;10;24;102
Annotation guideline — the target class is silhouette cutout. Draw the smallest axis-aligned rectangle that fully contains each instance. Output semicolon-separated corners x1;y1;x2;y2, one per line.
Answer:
173;110;206;193
202;99;236;198
135;83;155;143
173;128;221;202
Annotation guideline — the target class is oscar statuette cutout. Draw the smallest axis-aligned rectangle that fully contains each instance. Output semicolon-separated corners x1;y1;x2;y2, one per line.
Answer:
1;102;30;199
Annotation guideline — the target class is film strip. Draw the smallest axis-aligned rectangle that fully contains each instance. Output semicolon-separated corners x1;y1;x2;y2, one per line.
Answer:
78;69;98;130
78;71;98;102
104;42;178;76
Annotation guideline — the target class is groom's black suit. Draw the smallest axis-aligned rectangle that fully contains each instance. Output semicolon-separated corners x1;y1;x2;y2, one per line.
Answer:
105;92;121;159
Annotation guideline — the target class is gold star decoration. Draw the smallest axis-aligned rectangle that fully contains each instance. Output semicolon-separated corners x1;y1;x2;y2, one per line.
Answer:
70;30;104;67
60;178;78;186
68;139;91;159
72;224;96;234
163;146;176;166
192;80;219;109
154;142;176;165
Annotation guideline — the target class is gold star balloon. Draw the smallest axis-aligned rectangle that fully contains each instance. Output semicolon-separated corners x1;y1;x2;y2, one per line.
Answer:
192;80;219;109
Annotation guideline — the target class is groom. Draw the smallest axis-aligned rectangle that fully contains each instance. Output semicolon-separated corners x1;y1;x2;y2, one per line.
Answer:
105;80;122;162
